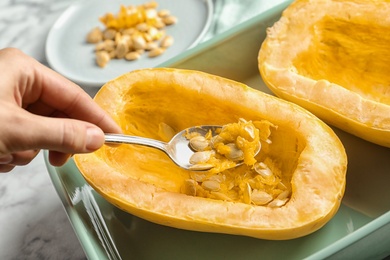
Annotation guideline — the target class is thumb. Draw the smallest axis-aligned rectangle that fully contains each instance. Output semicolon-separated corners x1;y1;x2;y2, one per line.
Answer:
40;117;106;153
7;112;106;154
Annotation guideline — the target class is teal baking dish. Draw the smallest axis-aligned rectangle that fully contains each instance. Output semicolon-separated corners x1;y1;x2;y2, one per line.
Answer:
45;1;390;259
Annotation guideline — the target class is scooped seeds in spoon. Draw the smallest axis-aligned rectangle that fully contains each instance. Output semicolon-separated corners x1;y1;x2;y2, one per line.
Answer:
186;118;262;173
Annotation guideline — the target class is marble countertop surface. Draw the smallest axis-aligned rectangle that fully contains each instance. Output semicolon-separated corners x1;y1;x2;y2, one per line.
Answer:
0;0;286;259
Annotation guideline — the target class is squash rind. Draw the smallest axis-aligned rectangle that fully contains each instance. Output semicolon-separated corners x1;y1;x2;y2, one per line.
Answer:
75;68;347;240
258;0;390;147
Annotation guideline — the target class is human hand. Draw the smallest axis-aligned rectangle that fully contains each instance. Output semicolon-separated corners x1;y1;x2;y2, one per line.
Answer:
0;48;122;172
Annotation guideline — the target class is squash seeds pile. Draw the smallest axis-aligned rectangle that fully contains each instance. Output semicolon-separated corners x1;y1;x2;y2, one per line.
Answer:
181;119;291;207
86;1;177;68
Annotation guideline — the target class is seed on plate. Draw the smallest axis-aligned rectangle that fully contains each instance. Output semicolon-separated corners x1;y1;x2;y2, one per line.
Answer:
103;28;117;40
121;28;136;35
136;22;149;32
145;41;158;51
144;1;158;10
160;35;174;48
86;27;102;43
95;41;106;51
132;35;146;50
108;50;117;59
136;49;145;55
153;19;166;29
158;9;170;17
103;39;115;52
148;27;162;40
87;2;178;67
145;8;158;19
116;40;129;59
163;15;178;25
148;47;165;57
95;51;110;68
125;51;140;61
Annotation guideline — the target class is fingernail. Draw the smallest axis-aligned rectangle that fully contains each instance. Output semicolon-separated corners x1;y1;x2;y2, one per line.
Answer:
86;127;104;151
0;154;13;164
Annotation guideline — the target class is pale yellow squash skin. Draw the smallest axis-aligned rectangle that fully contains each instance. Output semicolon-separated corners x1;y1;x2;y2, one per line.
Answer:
74;68;347;240
259;0;390;147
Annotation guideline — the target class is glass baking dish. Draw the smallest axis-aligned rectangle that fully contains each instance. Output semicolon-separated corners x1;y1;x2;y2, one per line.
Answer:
45;1;390;259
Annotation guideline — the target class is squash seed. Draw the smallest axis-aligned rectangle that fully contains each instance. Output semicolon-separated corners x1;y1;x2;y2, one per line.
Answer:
160;35;174;48
145;42;158;51
254;162;273;178
190;172;207;182
181;179;197;196
125;51;141;61
115;40;129;59
132;35;147;50
136;22;149;32
268;198;289;208
158;9;170;17
103;28;117;40
251;190;273;205
163;15;178;25
189;163;214;171
210;191;232;201
225;143;244;161
244;124;256;141
242;183;251;204
148;47;165;57
189;135;210;151
95;51;110;68
277;190;290;200
189;151;214;164
87;2;177;67
86;27;103;43
202;180;221;191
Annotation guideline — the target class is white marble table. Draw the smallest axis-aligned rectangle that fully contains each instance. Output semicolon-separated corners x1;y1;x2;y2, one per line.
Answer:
0;0;285;259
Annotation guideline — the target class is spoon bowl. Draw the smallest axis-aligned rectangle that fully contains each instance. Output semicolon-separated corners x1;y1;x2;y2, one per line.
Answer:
104;125;259;171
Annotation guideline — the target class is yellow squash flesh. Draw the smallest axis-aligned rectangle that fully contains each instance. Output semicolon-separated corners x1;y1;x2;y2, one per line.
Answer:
74;68;347;240
258;0;390;147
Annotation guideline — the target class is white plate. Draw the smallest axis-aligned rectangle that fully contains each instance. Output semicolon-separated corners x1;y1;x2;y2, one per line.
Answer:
46;0;213;88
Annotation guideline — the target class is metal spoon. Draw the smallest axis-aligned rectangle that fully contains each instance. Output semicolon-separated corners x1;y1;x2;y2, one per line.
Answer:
104;125;259;171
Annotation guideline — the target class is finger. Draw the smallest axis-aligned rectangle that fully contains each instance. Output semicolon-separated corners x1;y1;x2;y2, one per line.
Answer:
5;110;105;155
0;164;15;173
0;154;13;164
48;151;71;167
3;150;40;166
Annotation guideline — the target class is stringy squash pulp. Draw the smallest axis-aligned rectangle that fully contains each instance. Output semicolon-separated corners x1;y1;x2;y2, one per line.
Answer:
74;68;347;240
259;0;390;147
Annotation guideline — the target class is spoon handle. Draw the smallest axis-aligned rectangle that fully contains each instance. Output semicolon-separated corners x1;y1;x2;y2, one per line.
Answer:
104;134;167;152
